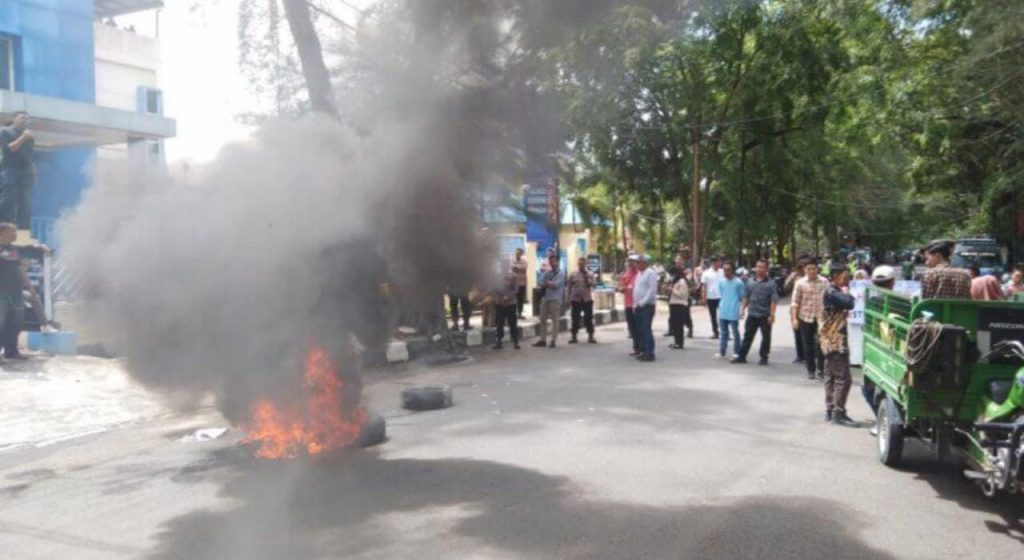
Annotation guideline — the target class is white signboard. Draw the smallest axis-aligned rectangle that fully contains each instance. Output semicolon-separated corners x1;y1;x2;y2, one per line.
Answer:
894;280;922;298
849;280;871;326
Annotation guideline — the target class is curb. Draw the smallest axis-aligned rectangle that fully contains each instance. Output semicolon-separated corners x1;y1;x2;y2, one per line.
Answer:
381;308;625;364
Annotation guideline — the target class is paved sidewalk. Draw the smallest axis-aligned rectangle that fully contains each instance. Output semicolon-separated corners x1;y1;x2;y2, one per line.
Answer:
0;355;171;452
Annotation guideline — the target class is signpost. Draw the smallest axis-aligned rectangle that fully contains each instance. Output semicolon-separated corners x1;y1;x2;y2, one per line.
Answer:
586;254;602;284
524;177;559;253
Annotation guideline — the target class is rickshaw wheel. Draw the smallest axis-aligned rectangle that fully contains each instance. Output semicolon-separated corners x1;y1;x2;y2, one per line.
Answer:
877;397;905;467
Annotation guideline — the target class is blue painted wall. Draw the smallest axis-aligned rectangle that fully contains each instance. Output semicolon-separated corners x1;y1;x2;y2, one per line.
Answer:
0;0;96;103
0;0;97;243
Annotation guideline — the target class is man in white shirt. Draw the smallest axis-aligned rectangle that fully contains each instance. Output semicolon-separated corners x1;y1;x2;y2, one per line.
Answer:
701;257;724;338
632;255;659;362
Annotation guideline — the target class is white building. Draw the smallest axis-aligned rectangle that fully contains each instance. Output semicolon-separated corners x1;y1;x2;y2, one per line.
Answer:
94;8;166;169
0;0;175;245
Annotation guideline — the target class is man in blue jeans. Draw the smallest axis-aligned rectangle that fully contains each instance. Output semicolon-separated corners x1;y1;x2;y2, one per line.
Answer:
632;255;659;362
715;261;745;359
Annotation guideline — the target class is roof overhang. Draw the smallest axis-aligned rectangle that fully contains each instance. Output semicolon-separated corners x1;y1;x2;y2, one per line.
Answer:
95;0;165;18
0;91;176;149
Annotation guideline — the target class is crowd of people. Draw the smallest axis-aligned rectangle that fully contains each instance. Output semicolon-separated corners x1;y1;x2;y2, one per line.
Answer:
450;239;1022;430
441;234;1022;434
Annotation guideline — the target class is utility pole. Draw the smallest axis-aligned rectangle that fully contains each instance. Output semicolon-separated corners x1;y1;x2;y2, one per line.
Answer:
738;129;746;263
691;125;702;266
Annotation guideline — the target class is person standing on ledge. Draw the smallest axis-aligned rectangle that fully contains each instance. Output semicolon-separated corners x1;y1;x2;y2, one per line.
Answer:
0;112;36;230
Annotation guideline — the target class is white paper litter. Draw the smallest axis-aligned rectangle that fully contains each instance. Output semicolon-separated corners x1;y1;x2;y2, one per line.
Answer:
179;428;229;442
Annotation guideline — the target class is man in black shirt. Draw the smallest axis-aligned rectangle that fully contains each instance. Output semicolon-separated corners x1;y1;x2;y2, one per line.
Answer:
0;112;36;230
0;222;36;361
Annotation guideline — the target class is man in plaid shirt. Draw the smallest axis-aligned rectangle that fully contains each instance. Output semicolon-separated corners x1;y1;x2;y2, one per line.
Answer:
921;240;971;299
790;259;827;380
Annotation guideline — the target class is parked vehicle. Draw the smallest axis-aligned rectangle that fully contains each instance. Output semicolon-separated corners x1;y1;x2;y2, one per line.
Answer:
952;236;1007;277
863;289;1024;496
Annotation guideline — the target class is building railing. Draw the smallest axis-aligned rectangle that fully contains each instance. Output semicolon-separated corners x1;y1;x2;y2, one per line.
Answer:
30;216;56;248
93;22;160;71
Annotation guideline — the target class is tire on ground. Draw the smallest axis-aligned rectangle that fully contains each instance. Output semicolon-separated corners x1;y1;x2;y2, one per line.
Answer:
401;385;454;411
877;396;905;467
359;411;387;447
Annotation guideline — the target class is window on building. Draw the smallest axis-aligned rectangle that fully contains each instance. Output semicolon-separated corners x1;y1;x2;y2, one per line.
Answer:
0;36;14;91
145;89;162;114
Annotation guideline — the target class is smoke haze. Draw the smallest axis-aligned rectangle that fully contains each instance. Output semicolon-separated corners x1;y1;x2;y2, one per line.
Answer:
57;0;674;421
59;113;480;421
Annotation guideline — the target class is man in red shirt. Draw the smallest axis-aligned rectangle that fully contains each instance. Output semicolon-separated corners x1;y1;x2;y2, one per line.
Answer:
618;255;640;356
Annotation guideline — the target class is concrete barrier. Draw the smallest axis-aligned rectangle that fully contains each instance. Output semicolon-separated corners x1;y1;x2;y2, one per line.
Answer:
385;340;410;363
464;328;483;347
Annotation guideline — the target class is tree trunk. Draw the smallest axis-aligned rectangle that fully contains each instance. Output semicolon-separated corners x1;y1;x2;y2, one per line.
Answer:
281;0;337;117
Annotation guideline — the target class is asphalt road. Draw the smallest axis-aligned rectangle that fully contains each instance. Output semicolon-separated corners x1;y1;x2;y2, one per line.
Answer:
1;305;1022;559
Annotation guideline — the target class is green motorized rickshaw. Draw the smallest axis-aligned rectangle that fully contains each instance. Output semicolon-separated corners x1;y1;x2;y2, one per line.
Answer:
863;289;1024;496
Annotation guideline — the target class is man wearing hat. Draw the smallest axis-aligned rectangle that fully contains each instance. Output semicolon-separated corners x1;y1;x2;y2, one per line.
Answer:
632;255;659;362
921;240;970;299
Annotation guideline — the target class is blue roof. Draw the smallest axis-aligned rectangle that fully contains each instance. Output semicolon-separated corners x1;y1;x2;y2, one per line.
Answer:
481;201;612;227
482;205;527;224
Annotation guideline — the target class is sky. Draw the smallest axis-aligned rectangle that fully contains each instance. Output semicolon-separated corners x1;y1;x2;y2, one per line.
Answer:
119;0;373;164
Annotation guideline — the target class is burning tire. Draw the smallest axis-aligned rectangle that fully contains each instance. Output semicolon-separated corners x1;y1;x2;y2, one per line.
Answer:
401;385;453;411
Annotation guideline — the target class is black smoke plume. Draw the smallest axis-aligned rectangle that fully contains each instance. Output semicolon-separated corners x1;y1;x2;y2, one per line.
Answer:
57;0;669;421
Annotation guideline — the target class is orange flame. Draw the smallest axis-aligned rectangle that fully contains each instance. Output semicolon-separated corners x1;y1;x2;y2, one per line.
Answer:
241;345;366;459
